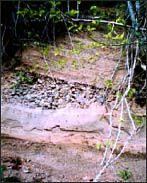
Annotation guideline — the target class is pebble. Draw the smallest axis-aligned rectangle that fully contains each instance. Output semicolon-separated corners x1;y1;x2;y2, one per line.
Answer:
22;166;31;173
1;71;107;109
37;79;43;84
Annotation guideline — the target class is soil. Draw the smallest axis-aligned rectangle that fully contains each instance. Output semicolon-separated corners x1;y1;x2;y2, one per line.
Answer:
1;136;146;182
1;30;146;182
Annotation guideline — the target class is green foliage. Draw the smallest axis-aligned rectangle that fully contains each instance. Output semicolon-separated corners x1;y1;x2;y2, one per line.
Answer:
32;63;39;70
67;21;84;33
40;46;49;56
105;80;113;88
90;5;98;16
54;47;62;56
86;24;96;31
0;165;6;175
104;16;126;42
116;91;122;99
67;8;100;33
42;63;49;71
132;114;145;126
117;169;132;180
33;41;40;46
17;6;46;18
12;71;34;89
69;48;81;55
17;1;61;21
96;143;102;151
50;8;62;23
105;140;111;147
66;9;79;17
16;1;62;42
72;60;79;69
56;59;67;70
127;88;136;98
0;165;6;182
86;56;96;63
118;118;124;124
116;17;126;25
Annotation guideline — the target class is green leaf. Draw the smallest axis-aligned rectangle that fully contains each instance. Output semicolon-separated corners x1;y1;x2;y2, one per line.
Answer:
106;80;113;88
0;165;6;174
132;115;145;125
116;17;126;24
118;118;124;123
90;6;98;16
116;91;122;99
66;9;79;17
96;143;102;150
112;32;124;40
105;140;111;147
127;88;136;98
117;169;132;180
107;23;113;32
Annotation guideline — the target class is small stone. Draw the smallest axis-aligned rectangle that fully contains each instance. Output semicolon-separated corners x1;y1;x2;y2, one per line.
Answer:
11;91;16;96
29;98;35;102
43;102;50;107
50;84;56;88
22;166;31;173
38;79;43;84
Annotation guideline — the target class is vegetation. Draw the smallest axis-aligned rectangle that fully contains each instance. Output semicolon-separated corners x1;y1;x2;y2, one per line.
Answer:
117;169;132;180
12;71;35;90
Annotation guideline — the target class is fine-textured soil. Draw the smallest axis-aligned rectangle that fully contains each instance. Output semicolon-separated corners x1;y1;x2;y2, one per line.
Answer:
1;136;146;182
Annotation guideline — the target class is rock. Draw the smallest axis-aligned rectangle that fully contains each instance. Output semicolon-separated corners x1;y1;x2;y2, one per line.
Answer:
50;84;56;89
11;91;16;96
38;79;43;84
22;166;31;173
58;98;64;105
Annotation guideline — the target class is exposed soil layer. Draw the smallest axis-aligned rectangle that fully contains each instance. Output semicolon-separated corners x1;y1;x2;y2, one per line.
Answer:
1;31;146;182
1;136;146;182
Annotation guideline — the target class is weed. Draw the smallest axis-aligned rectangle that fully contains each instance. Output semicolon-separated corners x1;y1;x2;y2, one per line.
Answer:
105;140;111;147
117;169;132;180
0;165;6;181
54;47;62;56
56;59;67;69
132;114;145;126
12;71;34;89
105;80;113;88
127;88;136;98
72;60;79;69
96;143;102;151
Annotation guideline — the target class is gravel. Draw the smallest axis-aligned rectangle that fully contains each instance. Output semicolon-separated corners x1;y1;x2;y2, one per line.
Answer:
2;71;106;109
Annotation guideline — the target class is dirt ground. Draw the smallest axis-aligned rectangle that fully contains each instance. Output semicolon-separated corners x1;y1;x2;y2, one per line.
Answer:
1;31;146;182
13;31;125;88
1;135;146;182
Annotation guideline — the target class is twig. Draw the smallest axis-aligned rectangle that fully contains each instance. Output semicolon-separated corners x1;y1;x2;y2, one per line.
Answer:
60;11;83;69
42;54;56;84
111;46;123;80
124;98;136;131
93;33;142;181
139;80;146;94
14;0;21;37
71;17;146;31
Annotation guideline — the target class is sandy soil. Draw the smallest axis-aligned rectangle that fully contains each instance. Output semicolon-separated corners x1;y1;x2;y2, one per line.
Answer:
1;136;146;182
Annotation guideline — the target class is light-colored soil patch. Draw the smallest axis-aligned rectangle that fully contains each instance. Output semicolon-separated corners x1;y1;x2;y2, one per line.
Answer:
16;31;125;88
